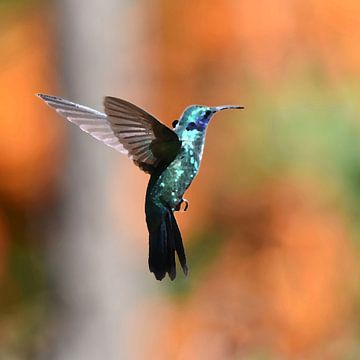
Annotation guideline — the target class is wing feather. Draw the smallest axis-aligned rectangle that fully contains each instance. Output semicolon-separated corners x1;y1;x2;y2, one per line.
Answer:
37;94;181;173
37;94;128;155
104;97;181;171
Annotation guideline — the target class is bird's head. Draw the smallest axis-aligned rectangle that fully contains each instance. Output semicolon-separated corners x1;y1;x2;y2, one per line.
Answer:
175;104;244;141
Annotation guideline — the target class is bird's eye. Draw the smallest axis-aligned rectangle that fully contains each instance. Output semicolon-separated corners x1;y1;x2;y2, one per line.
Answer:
204;110;211;117
172;120;179;128
186;122;197;131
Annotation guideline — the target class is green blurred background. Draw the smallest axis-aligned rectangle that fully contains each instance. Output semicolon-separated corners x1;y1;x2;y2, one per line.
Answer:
1;0;360;359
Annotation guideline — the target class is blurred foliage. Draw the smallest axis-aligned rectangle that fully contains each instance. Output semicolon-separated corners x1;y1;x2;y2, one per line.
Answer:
0;0;39;14
225;76;360;232
165;227;225;297
0;205;50;358
0;3;57;357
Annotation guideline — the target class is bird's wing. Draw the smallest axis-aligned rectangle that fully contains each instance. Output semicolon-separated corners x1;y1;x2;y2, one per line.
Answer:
104;96;181;172
37;94;181;173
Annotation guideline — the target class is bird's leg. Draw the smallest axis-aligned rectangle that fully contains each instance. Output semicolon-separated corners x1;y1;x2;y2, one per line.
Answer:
174;198;189;212
182;198;189;211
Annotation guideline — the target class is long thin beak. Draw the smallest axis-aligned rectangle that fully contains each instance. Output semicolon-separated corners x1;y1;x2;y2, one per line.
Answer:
213;105;245;112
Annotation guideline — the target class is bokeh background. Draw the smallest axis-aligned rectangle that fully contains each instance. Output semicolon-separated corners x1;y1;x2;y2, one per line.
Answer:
1;0;360;359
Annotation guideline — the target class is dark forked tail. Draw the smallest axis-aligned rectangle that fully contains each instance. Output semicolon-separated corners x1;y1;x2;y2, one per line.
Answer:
146;203;188;281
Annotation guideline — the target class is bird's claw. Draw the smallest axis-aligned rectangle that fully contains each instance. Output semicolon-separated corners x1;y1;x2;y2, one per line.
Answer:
175;198;189;212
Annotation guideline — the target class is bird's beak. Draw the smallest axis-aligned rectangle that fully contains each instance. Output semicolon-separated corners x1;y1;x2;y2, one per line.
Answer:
212;105;245;112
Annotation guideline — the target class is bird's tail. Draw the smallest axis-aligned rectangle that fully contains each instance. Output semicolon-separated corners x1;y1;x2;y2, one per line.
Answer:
146;204;188;281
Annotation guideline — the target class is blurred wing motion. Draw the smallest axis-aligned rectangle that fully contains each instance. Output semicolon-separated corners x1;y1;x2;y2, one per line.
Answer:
37;94;181;173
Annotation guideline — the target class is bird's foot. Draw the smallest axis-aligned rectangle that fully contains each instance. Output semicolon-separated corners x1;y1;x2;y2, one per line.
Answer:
182;198;189;211
175;198;189;212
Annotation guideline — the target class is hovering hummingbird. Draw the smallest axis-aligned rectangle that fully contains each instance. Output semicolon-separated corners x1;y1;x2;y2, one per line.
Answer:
37;94;244;280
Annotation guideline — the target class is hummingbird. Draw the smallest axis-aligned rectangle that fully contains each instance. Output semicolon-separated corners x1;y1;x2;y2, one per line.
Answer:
37;94;244;280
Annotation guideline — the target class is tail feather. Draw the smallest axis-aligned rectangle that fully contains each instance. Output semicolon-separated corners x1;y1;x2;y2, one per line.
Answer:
170;210;188;276
148;218;168;280
164;211;177;280
148;206;188;280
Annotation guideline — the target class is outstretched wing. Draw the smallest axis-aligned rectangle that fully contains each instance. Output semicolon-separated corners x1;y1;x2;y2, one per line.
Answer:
37;94;181;173
103;96;181;172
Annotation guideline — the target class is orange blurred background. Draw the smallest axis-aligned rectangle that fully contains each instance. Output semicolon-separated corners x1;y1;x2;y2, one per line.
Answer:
1;1;360;359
